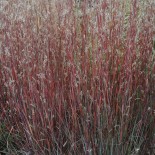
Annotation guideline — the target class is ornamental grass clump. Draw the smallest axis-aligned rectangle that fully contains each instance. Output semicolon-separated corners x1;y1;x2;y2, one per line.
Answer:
0;0;155;154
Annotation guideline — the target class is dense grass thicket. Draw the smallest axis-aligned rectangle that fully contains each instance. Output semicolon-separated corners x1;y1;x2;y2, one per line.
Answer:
0;0;155;154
